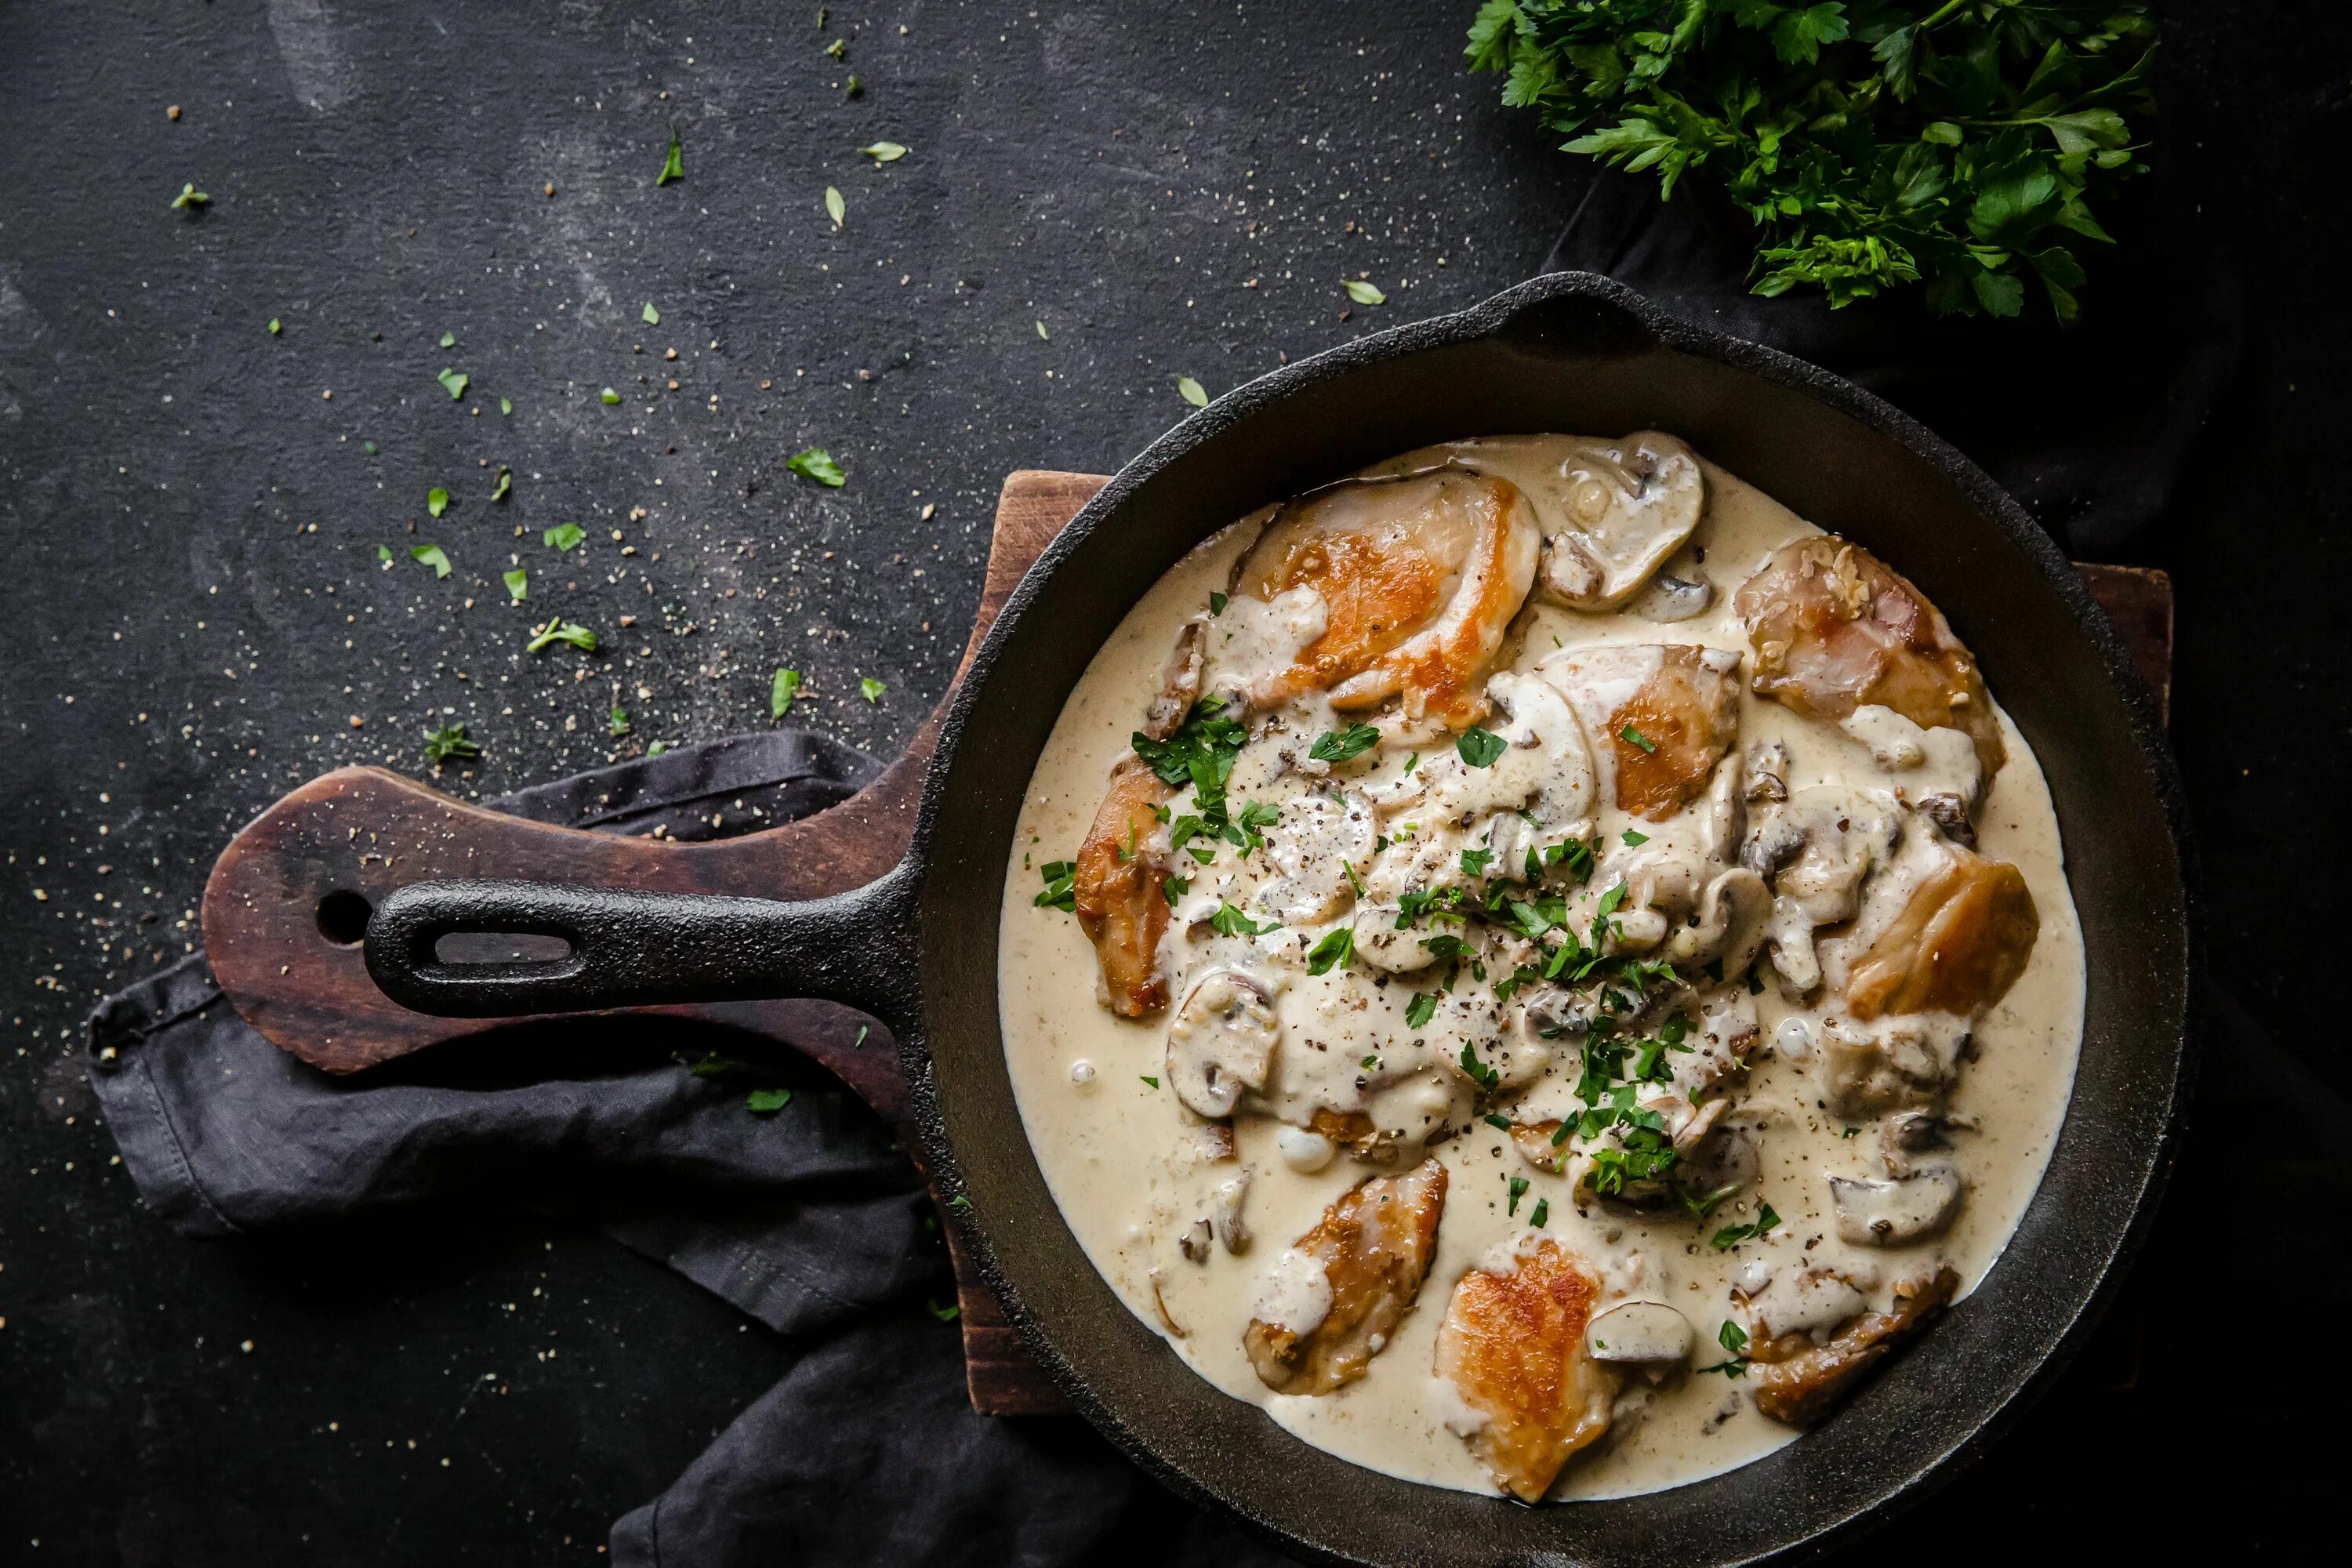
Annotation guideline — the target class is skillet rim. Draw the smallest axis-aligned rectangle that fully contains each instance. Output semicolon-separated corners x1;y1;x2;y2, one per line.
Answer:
902;269;2195;1565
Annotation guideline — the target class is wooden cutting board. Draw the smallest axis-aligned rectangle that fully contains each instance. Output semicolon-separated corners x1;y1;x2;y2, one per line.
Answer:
201;470;2173;1417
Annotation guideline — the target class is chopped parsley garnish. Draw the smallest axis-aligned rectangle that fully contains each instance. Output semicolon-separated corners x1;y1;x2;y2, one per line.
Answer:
656;131;684;185
608;706;632;737
1209;591;1229;615
499;397;513;416
1309;723;1381;764
170;183;208;211
1619;724;1657;753
409;544;451;579
1033;860;1077;912
1139;1075;1160;1089
1405;991;1439;1029
1132;698;1247;818
267;318;281;336
746;1086;793;1114
490;466;512;503
1458;1042;1501;1091
787;447;847;487
601;387;622;405
1359;1054;1379;1071
1210;902;1279;938
771;668;802;718
926;1298;961;1323
1483;1112;1513;1132
860;141;909;162
641;302;661;325
376;545;393;566
526;619;597;654
1507;1176;1529;1215
1343;278;1388;306
1162;875;1190;903
648;740;670;757
1455;726;1507;768
825;185;846;227
1711;1203;1783;1251
1232;798;1281;853
544;523;586;552
946;1195;972;1214
1403;751;1420;774
1697;1320;1751;1377
1459;846;1494;878
423;724;480;768
1621;828;1650;847
1176;376;1208;408
437;368;468;401
1306;927;1355;975
503;568;528;602
426;487;450;518
860;677;887;704
1529;1197;1549;1228
439;332;457;349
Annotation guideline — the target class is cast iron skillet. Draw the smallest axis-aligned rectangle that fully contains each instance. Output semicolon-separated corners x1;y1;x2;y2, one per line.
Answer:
365;271;2190;1566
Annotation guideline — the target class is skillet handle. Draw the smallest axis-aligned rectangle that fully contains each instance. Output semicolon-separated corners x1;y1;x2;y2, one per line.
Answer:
363;862;918;1021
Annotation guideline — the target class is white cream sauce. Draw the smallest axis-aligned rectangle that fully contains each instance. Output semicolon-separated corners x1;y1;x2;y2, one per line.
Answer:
996;448;2085;1501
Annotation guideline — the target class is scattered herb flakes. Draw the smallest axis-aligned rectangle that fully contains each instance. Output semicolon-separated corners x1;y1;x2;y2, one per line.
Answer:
1034;319;1048;339
826;36;848;60
376;545;393;565
1306;926;1355;975
169;183;208;211
409;544;452;578
1176;376;1208;408
1344;278;1387;306
1458;1042;1501;1091
1530;1196;1550;1227
489;466;512;503
608;706;632;736
647;739;671;757
860;677;887;704
1507;1175;1530;1215
746;1086;793;1114
423;724;481;768
860;141;909;162
544;523;586;552
771;667;802;718
526;619;597;654
1309;722;1381;764
1139;1074;1160;1088
1696;1319;1752;1377
1711;1203;1783;1251
926;1298;961;1323
1621;828;1650;847
786;447;846;487
641;302;662;327
1456;727;1507;768
1209;591;1229;615
439;331;456;349
267;318;281;336
656;131;684;186
437;368;469;401
1210;902;1278;938
825;186;846;228
364;441;379;456
1033;859;1077;912
499;397;513;416
1620;724;1658;753
946;1194;972;1215
601;387;622;405
1405;991;1439;1029
426;487;450;518
844;74;862;97
503;568;528;602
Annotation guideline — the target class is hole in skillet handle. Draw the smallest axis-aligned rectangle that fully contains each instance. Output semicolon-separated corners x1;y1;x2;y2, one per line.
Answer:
363;879;597;1017
1487;274;1664;360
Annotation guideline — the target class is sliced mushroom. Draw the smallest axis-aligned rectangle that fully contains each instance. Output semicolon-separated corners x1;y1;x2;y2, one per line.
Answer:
1252;789;1376;924
1741;786;1900;997
1165;968;1280;1119
1212;1171;1252;1254
1829;1164;1963;1246
1225;466;1539;728
1073;757;1175;1017
1742;1266;1871;1345
1244;1159;1447;1396
1736;535;2005;776
1878;1109;1948;1177
1587;1300;1693;1365
1440;431;1703;612
1349;902;1439;975
1750;1265;1960;1426
1743;739;1790;803
1665;866;1771;977
1539;643;1742;821
1627;571;1715;623
1367;668;1595;833
1178;1218;1214;1264
1436;1237;1621;1501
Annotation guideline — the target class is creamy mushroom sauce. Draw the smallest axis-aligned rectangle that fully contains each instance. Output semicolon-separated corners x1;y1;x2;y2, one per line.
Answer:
996;441;2084;1501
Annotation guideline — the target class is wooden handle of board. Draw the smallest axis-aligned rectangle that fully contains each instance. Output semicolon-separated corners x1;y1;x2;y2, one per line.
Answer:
198;469;2169;1417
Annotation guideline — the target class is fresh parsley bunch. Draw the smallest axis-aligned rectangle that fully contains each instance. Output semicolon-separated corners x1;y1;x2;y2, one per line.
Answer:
1466;0;2158;321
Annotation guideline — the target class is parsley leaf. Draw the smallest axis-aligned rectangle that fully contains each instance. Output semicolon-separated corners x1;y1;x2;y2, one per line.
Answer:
1176;376;1208;408
860;677;886;704
544;523;586;552
408;544;451;578
656;131;684;185
825;186;845;228
1210;902;1279;938
1309;723;1382;764
1621;828;1650;847
1139;1075;1160;1089
503;568;528;602
1619;724;1657;753
601;387;622;406
926;1298;961;1323
1460;846;1494;878
426;487;449;518
1405;991;1439;1029
1458;1042;1501;1091
609;706;632;736
1530;1196;1549;1227
526;619;597;654
1711;1203;1783;1250
267;318;281;336
423;724;480;767
860;141;909;162
1697;1319;1751;1376
170;183;208;211
1306;926;1355;975
787;447;847;487
1456;727;1507;768
490;466;511;503
1033;860;1077;912
437;368;468;401
1507;1175;1529;1215
1343;278;1386;306
1209;591;1229;615
771;668;801;717
746;1086;792;1114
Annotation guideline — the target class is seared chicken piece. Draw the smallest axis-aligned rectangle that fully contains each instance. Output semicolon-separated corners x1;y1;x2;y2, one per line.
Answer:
1141;619;1206;742
1540;644;1741;820
1840;840;2039;1021
1226;467;1539;729
1750;1265;1959;1426
1737;537;2005;775
1435;1239;1621;1502
1243;1158;1446;1395
1072;757;1174;1017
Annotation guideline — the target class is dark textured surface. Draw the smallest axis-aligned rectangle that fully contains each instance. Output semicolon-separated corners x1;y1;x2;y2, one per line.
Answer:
0;0;2344;1562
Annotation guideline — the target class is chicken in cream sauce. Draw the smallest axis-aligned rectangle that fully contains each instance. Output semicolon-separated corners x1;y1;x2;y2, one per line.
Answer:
1000;434;2083;1503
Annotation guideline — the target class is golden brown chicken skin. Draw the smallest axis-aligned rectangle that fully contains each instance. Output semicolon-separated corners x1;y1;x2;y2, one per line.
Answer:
1750;1265;1959;1426
1434;1239;1621;1502
1543;643;1741;820
1072;757;1174;1018
1737;537;2005;775
1243;1158;1446;1396
1231;467;1539;730
1843;847;2039;1021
